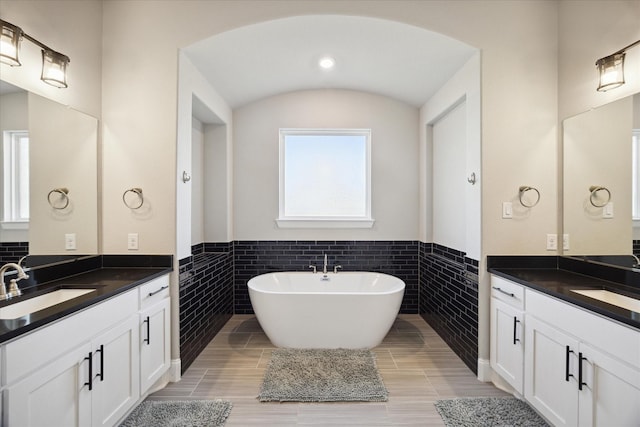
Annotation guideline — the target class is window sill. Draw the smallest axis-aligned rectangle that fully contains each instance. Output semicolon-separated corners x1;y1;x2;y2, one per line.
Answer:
276;218;375;229
1;221;29;230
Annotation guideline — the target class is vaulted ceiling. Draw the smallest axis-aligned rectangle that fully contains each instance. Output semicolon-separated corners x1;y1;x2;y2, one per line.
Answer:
183;15;477;109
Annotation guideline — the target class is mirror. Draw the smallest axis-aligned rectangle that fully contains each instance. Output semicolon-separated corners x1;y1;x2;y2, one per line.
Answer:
0;80;98;266
563;92;640;267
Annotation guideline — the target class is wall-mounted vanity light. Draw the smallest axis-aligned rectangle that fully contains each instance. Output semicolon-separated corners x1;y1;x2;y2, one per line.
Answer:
0;19;70;88
596;39;640;92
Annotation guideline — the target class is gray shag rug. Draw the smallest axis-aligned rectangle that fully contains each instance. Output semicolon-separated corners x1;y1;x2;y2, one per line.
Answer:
258;348;388;402
119;399;232;427
435;397;549;427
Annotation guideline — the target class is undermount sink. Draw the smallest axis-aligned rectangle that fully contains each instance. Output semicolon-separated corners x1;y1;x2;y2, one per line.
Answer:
0;289;95;320
571;289;640;313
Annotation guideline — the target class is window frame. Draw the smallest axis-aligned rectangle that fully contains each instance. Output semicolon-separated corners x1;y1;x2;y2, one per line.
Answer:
632;129;640;222
276;128;374;228
2;130;29;229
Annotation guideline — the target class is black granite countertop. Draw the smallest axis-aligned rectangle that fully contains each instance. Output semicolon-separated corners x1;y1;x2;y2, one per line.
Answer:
489;260;640;330
0;266;171;344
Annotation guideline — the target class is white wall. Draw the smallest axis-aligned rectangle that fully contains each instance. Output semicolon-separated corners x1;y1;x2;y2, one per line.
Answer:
0;91;28;242
233;89;419;241
559;0;640;120
99;0;560;257
191;118;204;244
203;123;230;243
0;0;102;118
563;97;633;254
28;93;98;254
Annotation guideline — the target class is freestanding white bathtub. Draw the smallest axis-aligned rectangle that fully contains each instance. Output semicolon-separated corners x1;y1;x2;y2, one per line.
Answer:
247;271;405;349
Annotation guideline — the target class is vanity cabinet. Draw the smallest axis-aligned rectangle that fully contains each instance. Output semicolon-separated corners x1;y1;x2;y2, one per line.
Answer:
3;289;140;427
490;276;525;393
138;275;171;394
1;273;171;427
524;288;640;427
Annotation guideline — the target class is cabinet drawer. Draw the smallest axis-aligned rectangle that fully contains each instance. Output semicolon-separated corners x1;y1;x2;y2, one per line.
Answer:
526;288;640;368
139;275;169;309
3;289;138;385
490;275;524;310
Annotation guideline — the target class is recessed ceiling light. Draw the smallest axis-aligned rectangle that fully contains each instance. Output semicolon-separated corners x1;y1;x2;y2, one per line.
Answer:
318;56;336;70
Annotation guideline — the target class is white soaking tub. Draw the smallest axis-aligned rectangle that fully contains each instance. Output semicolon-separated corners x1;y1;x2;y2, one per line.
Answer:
247;271;405;349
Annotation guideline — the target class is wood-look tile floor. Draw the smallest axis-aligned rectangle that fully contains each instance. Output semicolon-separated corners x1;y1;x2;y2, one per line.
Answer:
150;314;507;426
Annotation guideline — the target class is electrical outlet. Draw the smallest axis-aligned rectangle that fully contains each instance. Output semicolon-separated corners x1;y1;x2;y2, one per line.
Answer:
502;202;513;219
546;234;557;251
65;233;76;250
563;234;570;251
127;233;139;250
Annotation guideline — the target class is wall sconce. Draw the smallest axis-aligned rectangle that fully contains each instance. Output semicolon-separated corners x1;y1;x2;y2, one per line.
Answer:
596;39;640;92
0;19;70;88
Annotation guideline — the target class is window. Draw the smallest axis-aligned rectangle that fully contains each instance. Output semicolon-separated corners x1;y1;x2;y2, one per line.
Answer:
277;129;373;228
633;129;640;220
2;130;29;227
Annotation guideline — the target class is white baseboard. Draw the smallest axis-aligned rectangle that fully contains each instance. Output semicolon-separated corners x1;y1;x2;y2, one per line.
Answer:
476;358;492;382
168;358;182;382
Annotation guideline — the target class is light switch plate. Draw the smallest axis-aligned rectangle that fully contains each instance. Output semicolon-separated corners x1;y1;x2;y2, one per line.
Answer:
603;202;614;219
563;234;569;251
127;233;139;250
502;202;513;219
65;233;76;250
546;234;557;251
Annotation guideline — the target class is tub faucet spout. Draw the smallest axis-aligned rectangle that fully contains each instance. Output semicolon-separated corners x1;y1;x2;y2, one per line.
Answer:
323;254;328;274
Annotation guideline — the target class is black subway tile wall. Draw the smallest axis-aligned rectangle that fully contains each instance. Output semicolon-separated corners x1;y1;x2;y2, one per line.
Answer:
177;240;476;376
634;240;640;256
419;242;479;374
234;240;419;314
0;242;28;264
178;243;233;373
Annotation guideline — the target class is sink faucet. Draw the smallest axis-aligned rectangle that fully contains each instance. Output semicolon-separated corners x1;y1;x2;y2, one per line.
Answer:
631;254;640;268
0;263;29;301
323;254;328;274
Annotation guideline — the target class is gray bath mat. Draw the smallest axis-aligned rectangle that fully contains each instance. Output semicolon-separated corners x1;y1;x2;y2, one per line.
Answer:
435;397;549;427
258;348;388;402
119;399;232;427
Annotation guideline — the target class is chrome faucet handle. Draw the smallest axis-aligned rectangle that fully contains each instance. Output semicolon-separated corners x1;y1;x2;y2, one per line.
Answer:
308;265;317;273
334;265;342;274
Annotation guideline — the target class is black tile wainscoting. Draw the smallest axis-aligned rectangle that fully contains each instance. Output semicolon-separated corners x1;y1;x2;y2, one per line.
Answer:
178;243;233;373
419;242;479;374
0;241;28;264
233;240;419;314
177;240;478;375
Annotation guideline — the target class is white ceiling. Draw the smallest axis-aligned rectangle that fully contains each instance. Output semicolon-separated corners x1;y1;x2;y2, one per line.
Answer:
184;15;477;110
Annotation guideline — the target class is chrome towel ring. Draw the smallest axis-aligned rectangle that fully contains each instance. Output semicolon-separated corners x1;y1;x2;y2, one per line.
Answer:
47;187;69;210
123;188;144;209
518;186;540;208
589;185;611;208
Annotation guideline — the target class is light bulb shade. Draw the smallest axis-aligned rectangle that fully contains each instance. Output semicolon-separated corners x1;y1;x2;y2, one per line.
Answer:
41;49;69;88
0;20;22;66
596;52;625;92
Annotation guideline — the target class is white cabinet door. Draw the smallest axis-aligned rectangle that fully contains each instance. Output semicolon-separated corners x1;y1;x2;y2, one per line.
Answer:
140;297;171;394
5;342;92;427
578;343;640;427
490;297;524;393
525;315;580;427
91;315;140;427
